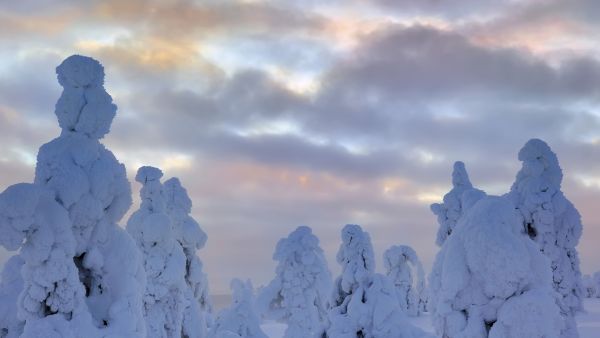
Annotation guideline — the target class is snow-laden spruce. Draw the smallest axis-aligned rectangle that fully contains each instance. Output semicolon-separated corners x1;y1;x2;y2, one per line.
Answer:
209;279;268;338
0;184;90;337
507;139;584;337
324;224;433;338
430;161;486;247
430;196;563;338
127;167;187;338
33;55;146;336
257;226;332;338
163;177;213;335
384;245;426;316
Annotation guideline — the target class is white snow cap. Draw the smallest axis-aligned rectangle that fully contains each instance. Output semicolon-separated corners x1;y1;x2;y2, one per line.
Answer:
514;138;562;190
337;224;375;292
55;55;116;139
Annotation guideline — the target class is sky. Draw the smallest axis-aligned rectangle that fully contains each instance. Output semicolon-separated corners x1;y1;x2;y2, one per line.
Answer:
1;0;600;294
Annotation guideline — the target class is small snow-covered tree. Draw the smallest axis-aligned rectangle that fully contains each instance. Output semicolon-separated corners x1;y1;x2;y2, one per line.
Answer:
0;184;89;337
384;245;426;316
209;279;268;338
430;196;563;338
582;272;600;298
257;226;332;338
507;138;584;337
127;167;187;338
163;177;212;335
33;55;145;336
324;224;433;338
430;161;486;247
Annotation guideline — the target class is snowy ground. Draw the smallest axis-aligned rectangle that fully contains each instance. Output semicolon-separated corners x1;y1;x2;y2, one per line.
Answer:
260;298;600;337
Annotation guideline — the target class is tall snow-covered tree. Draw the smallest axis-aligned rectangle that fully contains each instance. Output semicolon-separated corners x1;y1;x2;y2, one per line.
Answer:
257;226;332;338
430;196;563;338
507;138;584;337
209;279;268;338
163;177;213;336
324;224;433;338
127;167;187;338
430;161;486;246
33;55;146;336
384;245;426;316
0;184;89;337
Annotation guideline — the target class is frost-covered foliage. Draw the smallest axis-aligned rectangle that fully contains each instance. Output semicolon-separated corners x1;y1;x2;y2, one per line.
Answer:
163;177;212;336
0;255;24;337
324;224;433;338
209;279;268;338
0;183;91;337
430;196;563;338
31;55;146;337
582;272;600;298
257;226;332;338
384;245;426;316
127;167;187;338
431;161;486;247
508;138;584;336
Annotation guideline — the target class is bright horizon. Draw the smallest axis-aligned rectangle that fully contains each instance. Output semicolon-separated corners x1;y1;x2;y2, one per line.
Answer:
1;0;600;294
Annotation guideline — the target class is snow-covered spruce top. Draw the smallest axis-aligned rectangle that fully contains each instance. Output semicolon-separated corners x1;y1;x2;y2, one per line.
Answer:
383;245;426;316
163;178;207;251
431;161;485;246
55;55;116;139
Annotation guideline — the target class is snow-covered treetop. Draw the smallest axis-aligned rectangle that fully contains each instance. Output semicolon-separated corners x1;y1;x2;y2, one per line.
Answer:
337;224;375;292
136;166;165;213
431;161;485;246
451;161;472;188
163;177;207;250
512;138;563;191
273;225;324;263
383;245;422;276
54;55;116;139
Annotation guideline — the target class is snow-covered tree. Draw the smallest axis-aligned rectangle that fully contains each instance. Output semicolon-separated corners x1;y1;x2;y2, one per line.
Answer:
209;279;268;338
163;177;212;336
127;167;187;338
324;224;433;338
0;183;90;337
33;55;146;336
257;226;332;338
430;161;486;246
507;138;584;337
430;196;563;338
384;245;426;316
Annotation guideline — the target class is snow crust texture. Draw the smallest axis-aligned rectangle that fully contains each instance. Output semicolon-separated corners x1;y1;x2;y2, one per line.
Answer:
384;245;426;316
257;226;332;338
508;138;584;337
429;196;563;338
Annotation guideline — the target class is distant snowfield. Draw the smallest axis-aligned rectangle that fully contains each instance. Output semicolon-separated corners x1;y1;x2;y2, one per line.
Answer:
260;298;600;338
